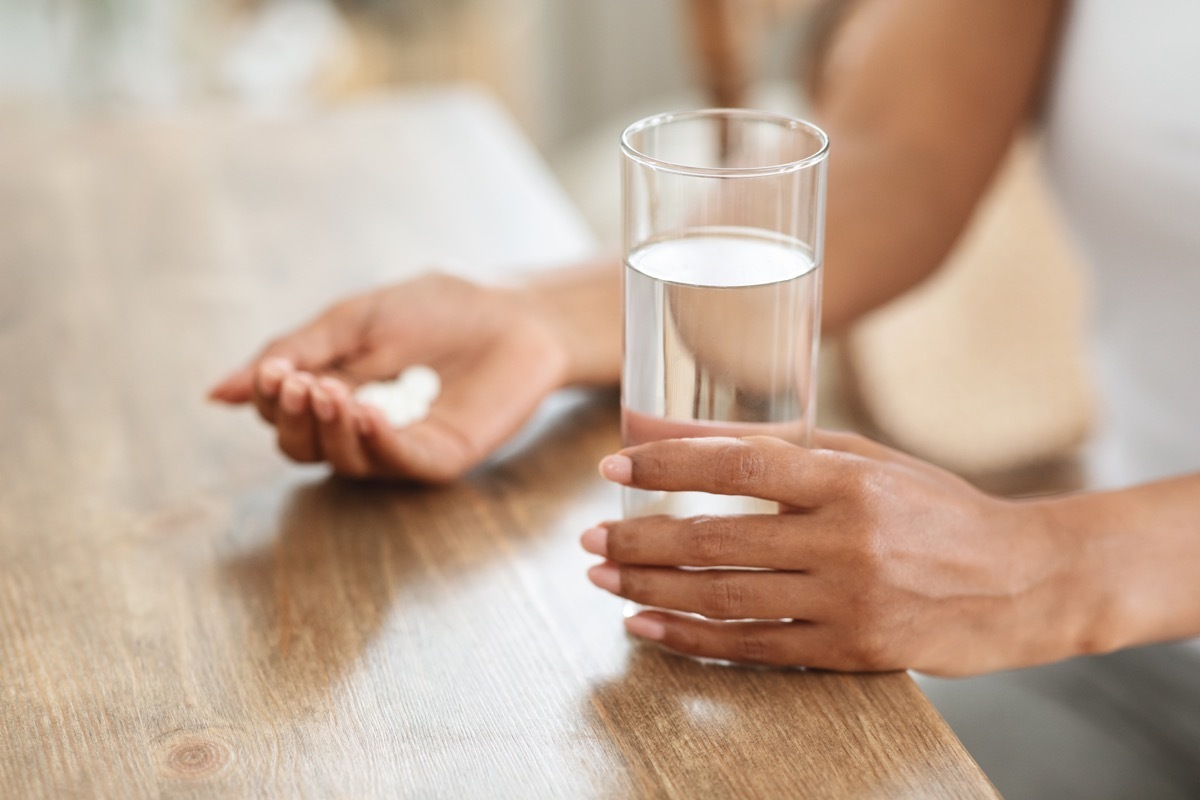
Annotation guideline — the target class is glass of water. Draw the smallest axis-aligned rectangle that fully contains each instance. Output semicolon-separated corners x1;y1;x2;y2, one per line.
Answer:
620;109;829;616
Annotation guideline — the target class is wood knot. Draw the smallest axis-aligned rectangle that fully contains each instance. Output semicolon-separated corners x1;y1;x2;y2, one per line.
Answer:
158;734;233;779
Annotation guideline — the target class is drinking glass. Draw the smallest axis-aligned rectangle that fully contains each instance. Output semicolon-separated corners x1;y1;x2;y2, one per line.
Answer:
620;109;829;619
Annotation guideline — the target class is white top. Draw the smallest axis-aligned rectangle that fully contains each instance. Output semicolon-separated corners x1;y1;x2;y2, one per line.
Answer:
1042;1;1200;489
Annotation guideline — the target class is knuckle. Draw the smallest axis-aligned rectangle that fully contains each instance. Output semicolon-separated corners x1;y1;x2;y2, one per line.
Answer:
847;511;894;577
700;572;748;620
734;629;777;664
602;522;629;560
848;633;893;671
846;524;888;576
829;471;893;564
633;448;671;483
741;434;786;453
837;460;896;512
687;516;735;564
604;521;638;562
842;619;896;671
664;621;702;655
618;568;647;603
837;459;876;498
715;442;768;490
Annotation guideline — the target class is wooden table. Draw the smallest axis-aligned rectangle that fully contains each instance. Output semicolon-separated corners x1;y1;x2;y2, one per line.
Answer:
0;88;997;798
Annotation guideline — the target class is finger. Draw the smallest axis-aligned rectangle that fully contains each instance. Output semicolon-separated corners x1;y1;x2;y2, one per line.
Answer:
213;354;290;406
275;373;322;463
362;331;565;482
313;378;373;478
215;294;374;404
595;513;822;570
600;436;854;508
209;363;255;403
587;561;824;621
624;611;848;669
251;357;294;424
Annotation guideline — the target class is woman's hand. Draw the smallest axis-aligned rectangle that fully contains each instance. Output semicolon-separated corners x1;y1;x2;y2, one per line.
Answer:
209;272;598;481
583;431;1102;676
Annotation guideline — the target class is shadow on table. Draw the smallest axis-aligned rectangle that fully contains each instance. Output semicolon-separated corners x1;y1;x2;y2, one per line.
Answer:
582;643;813;795
584;642;954;797
219;389;620;706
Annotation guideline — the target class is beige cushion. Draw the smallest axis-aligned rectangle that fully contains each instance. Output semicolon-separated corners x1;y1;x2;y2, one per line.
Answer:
843;139;1094;488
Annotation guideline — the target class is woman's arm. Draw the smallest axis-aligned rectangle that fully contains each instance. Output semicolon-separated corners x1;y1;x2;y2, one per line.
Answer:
810;0;1065;330
1039;474;1200;654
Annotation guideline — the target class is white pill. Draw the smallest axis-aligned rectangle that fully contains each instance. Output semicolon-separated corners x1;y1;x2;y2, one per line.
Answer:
353;365;442;429
398;364;441;404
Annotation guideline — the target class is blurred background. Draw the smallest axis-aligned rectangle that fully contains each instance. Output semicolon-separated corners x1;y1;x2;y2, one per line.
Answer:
0;0;811;238
0;0;1091;490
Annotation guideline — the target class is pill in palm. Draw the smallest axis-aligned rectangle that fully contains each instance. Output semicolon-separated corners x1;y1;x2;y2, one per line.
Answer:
354;365;442;428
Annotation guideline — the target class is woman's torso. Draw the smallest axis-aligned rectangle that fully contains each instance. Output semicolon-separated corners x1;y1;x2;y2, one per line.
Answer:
1042;0;1200;488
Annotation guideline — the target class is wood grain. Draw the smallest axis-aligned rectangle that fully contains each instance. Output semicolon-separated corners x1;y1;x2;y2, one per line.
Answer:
0;88;996;799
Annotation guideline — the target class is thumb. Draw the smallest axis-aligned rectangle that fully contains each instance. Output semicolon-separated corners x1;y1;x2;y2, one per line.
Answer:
207;295;370;404
208;363;258;403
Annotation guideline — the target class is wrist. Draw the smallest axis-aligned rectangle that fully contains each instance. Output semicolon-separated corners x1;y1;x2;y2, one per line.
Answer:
513;258;623;387
1020;493;1127;659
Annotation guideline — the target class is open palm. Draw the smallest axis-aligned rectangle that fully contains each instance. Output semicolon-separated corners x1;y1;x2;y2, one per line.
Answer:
210;273;569;481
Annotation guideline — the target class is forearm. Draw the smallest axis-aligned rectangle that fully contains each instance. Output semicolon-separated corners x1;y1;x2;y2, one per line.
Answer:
1032;474;1200;655
518;256;623;386
809;0;1064;331
818;134;981;331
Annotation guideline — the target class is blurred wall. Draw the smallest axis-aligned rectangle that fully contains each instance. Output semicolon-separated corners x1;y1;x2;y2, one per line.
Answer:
534;1;691;148
0;0;684;143
0;0;807;149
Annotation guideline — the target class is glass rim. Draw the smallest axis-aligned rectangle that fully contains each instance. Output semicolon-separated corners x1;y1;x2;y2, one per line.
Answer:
620;108;830;178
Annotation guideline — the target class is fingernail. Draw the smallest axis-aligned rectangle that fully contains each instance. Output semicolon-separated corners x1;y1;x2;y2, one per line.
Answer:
624;614;666;641
281;375;307;415
311;385;334;422
587;563;621;594
598;454;632;484
580;527;609;557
